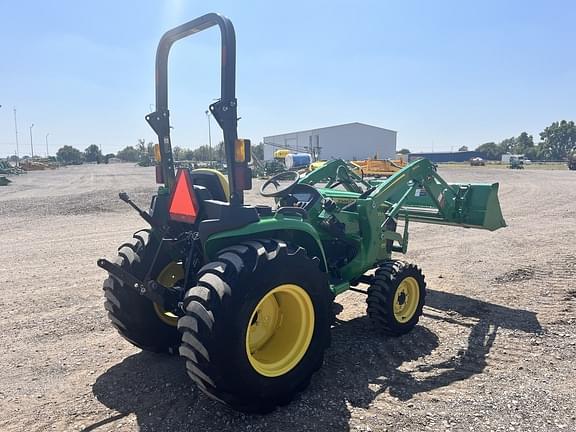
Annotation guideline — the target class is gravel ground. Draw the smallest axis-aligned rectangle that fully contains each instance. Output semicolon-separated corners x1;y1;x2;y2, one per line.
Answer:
0;163;575;432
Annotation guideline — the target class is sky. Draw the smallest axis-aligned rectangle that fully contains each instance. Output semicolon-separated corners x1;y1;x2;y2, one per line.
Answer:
1;0;575;157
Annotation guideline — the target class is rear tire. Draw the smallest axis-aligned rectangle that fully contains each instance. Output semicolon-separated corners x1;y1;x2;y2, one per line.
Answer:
103;229;181;354
178;239;332;413
366;260;426;336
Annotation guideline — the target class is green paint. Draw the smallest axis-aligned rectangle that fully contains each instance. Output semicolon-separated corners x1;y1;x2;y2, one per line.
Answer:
205;215;328;272
205;158;506;296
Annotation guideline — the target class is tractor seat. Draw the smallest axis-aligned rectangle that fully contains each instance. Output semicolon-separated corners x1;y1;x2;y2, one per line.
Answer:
190;168;230;202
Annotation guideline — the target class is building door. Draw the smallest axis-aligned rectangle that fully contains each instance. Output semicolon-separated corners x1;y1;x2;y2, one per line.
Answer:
313;135;320;160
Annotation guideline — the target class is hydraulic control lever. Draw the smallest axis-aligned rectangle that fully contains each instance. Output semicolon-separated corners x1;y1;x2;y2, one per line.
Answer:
119;192;156;227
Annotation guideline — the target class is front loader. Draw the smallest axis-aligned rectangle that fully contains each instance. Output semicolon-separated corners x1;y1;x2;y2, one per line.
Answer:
98;13;506;413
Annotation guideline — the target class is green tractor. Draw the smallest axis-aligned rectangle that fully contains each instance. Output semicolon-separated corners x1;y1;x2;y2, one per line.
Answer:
98;13;506;413
568;146;576;170
508;155;524;169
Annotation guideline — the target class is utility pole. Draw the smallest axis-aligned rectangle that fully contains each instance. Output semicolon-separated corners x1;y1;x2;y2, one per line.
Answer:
45;133;50;157
13;108;19;166
29;123;34;158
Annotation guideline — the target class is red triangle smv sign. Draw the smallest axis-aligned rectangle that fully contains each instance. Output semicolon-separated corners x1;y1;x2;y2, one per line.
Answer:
169;169;199;223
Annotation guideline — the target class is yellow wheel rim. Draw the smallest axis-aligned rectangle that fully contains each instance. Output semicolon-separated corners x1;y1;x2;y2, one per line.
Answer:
393;276;420;324
153;262;184;327
245;284;315;377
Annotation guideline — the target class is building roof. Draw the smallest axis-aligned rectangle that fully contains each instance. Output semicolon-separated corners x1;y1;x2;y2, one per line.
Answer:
263;122;396;138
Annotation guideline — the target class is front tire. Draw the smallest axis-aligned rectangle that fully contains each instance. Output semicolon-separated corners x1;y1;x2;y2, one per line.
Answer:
366;260;426;336
178;240;332;413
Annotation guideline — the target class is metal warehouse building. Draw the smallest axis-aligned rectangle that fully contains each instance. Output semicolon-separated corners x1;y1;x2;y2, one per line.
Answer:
263;122;397;161
408;151;486;163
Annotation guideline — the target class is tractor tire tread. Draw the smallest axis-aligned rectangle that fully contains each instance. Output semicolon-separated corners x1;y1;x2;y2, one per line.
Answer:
102;228;181;353
366;260;426;336
178;238;331;413
184;301;214;331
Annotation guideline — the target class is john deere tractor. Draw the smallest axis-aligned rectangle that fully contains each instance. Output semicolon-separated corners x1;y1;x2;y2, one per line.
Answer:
568;146;576;170
98;13;506;413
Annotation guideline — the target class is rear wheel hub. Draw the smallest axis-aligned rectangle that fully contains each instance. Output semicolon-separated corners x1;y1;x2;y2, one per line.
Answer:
153;262;184;327
246;284;315;377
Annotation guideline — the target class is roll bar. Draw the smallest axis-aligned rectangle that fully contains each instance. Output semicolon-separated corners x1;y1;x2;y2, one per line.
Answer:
146;13;243;205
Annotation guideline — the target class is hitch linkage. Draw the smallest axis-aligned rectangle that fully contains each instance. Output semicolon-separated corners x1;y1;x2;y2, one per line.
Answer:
97;258;183;312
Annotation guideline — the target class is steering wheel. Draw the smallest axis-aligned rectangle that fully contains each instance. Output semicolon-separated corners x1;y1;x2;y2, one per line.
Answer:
329;165;353;189
260;171;300;198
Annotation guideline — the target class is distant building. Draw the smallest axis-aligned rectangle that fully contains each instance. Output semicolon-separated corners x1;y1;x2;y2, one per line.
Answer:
263;122;397;161
408;151;486;163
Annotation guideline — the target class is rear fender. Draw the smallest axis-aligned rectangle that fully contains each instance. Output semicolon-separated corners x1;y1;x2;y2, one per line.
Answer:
203;216;327;271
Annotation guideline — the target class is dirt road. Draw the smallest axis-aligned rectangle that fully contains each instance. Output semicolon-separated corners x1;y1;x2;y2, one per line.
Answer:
1;164;575;431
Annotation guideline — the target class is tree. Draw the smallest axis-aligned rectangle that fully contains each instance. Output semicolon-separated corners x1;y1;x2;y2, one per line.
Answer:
475;142;502;160
192;145;211;161
172;146;196;161
397;148;411;154
116;146;139;162
173;142;241;163
216;141;225;162
173;146;183;161
136;139;156;166
514;132;534;154
251;142;264;161
458;145;469;152
56;145;83;165
538;120;576;160
182;148;195;160
498;137;516;154
84;144;102;163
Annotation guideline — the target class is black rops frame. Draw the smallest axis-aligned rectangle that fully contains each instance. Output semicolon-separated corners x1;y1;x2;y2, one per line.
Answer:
146;13;243;206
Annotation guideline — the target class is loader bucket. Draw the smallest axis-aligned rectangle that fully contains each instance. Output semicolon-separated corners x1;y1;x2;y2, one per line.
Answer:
458;183;506;231
397;181;506;231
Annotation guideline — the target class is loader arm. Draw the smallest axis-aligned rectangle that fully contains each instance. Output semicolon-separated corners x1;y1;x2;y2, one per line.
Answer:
368;158;506;231
301;159;371;192
298;158;506;284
